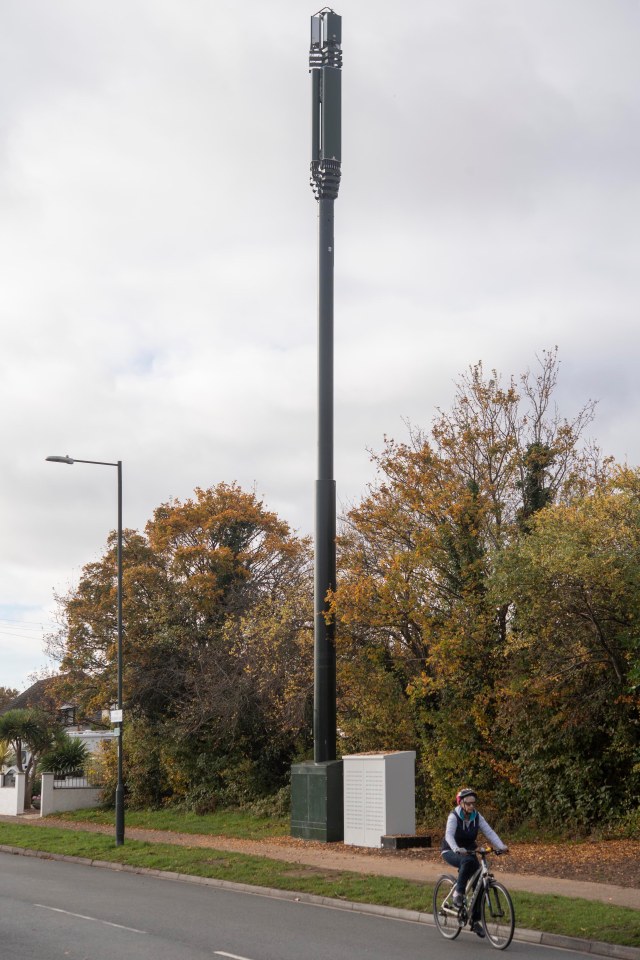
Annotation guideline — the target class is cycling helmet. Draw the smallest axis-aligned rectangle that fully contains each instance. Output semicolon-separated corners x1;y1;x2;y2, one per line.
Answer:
456;788;477;804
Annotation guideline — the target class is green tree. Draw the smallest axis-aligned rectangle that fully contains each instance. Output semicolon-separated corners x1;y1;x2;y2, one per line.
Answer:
491;467;640;826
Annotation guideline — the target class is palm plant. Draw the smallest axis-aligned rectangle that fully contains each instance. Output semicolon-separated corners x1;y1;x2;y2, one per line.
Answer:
0;709;57;808
40;734;89;777
0;738;13;771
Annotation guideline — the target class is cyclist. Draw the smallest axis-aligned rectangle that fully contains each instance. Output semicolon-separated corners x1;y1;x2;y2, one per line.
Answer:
440;788;509;939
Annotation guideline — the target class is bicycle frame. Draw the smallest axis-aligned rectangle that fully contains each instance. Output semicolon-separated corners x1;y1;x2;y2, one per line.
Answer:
439;849;493;925
464;853;491;920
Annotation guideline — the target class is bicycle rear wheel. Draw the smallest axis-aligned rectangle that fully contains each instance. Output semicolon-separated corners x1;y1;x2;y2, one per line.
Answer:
433;875;463;940
481;880;515;949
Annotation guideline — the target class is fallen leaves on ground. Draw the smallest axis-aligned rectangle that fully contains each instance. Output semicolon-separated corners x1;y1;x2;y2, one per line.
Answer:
261;834;640;886
20;817;640;888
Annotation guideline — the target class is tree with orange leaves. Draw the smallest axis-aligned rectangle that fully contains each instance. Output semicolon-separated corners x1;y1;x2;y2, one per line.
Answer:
331;351;603;819
49;483;313;809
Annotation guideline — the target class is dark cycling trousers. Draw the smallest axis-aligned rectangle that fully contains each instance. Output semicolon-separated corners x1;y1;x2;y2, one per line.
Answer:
442;850;481;919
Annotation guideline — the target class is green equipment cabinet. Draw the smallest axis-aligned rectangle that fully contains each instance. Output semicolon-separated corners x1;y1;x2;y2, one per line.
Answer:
290;760;343;842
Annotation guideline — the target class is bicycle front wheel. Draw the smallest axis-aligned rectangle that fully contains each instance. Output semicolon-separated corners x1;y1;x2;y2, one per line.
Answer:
433;875;463;940
481;880;515;949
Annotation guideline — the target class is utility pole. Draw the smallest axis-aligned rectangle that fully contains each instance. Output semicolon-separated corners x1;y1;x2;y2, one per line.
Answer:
291;8;344;842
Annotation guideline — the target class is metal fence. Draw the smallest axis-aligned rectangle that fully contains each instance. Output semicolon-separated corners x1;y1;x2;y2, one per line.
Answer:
53;775;102;789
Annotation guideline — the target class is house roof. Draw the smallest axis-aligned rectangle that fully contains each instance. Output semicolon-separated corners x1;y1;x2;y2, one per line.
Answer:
1;677;59;715
1;675;108;730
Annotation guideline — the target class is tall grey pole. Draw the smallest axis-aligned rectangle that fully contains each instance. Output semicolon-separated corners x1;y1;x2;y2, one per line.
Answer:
310;9;341;763
315;197;336;762
115;460;124;846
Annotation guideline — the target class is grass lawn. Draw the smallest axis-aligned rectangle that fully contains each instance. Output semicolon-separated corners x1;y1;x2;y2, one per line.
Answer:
52;806;289;839
0;820;638;948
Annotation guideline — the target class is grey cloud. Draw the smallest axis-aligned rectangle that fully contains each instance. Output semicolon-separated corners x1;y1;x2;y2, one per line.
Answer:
1;0;639;688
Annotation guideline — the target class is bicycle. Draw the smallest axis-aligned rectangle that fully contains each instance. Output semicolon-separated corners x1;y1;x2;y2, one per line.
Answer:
433;847;515;950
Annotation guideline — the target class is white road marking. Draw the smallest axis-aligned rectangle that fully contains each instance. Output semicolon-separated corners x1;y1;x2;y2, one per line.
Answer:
34;904;147;934
214;952;255;960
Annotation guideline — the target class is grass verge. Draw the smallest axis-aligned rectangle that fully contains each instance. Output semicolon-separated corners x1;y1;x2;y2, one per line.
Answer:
52;806;288;839
0;822;638;947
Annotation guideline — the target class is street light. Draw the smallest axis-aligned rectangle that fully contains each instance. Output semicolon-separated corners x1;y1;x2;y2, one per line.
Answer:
46;454;125;846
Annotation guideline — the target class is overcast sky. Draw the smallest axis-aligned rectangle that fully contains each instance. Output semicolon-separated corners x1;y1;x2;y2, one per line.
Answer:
1;0;638;691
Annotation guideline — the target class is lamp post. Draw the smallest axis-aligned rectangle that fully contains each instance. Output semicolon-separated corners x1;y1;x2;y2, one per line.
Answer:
46;454;125;846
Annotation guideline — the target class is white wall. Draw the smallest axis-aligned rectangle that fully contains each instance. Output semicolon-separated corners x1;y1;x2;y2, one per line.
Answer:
67;730;116;754
40;773;102;817
0;772;25;815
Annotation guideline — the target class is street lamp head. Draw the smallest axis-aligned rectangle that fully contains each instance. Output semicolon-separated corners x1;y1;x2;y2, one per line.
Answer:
46;455;74;464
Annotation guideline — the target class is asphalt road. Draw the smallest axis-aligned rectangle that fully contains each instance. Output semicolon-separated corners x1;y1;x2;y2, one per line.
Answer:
0;851;593;960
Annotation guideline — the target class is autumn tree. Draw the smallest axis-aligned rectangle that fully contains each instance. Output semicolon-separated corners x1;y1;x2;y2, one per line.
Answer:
332;351;601;817
143;484;313;804
491;467;640;826
49;483;313;808
47;530;166;718
0;687;19;711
